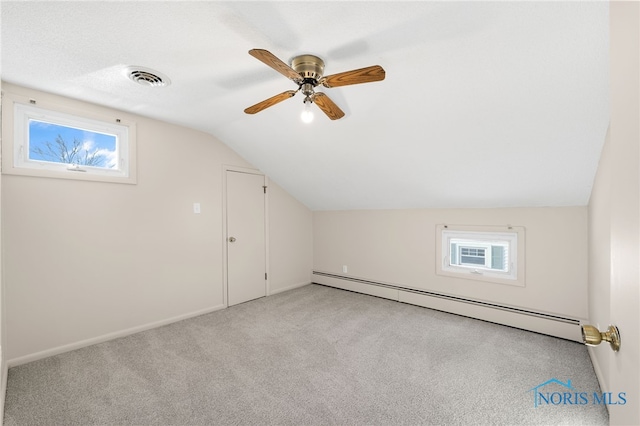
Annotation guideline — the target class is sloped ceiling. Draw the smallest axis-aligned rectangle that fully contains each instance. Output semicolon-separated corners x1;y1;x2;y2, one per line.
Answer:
1;1;609;210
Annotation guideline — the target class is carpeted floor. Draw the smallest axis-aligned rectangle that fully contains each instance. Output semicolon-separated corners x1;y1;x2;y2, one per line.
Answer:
4;284;608;425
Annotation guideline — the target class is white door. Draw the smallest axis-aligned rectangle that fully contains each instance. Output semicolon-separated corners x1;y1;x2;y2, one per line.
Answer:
609;3;639;424
226;171;266;306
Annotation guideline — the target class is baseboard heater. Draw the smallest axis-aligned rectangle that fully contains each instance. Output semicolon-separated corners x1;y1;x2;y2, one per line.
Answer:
311;271;582;342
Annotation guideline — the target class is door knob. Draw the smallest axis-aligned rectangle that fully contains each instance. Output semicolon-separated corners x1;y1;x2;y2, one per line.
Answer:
228;237;236;243
582;324;621;352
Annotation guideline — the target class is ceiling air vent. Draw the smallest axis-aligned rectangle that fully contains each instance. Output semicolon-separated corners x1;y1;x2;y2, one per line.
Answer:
125;66;171;87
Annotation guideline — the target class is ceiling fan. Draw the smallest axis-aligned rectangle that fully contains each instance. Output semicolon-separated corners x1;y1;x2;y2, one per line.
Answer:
244;49;385;121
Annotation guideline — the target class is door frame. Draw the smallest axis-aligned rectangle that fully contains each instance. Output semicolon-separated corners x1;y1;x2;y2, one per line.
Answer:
222;165;270;307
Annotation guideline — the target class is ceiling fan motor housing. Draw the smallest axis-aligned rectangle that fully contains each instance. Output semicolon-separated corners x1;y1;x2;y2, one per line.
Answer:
291;55;325;81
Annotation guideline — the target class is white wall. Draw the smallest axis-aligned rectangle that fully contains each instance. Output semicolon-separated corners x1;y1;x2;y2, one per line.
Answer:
268;180;313;295
1;82;312;364
0;87;5;424
314;207;588;321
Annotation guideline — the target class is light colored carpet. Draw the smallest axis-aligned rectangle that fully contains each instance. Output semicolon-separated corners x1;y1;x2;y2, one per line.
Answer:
4;284;608;425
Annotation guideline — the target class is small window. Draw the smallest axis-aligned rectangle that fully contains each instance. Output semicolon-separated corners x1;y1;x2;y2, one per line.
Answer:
3;95;136;184
436;225;525;286
28;120;118;170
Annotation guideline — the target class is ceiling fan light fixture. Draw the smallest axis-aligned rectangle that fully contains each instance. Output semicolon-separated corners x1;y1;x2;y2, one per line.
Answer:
301;97;314;124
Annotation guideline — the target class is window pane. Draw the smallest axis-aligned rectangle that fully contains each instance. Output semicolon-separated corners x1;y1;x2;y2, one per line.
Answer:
460;255;485;265
29;120;117;169
491;245;506;270
450;243;458;264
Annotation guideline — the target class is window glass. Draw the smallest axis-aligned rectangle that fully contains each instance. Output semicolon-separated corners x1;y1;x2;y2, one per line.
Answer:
436;225;525;286
29;120;118;169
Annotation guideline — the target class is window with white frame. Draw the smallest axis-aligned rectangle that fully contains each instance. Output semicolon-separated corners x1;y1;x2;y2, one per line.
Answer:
436;225;525;286
3;95;136;184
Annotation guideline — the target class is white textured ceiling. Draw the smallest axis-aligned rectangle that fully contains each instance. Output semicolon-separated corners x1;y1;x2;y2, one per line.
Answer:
1;1;609;210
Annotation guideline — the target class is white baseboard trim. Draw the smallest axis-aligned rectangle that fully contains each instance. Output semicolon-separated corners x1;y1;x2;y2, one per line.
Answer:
7;304;226;368
269;281;310;296
0;347;6;426
398;290;582;342
587;346;608;392
314;274;400;301
586;346;610;417
312;271;583;342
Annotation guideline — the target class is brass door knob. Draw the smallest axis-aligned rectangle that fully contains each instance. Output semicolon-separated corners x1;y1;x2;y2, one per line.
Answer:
228;237;236;243
582;324;620;352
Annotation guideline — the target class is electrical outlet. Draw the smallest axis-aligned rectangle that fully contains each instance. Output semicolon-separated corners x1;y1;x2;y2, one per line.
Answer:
342;265;348;273
193;203;201;214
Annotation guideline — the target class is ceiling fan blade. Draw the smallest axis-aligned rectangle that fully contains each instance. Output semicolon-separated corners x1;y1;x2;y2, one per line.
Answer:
244;90;297;114
249;49;302;83
313;92;345;120
321;65;386;88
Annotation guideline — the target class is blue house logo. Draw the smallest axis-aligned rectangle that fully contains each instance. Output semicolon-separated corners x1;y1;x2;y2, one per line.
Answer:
528;378;627;408
528;378;576;408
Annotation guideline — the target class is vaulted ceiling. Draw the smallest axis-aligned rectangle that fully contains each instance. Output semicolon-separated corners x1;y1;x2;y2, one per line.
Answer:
1;1;609;210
